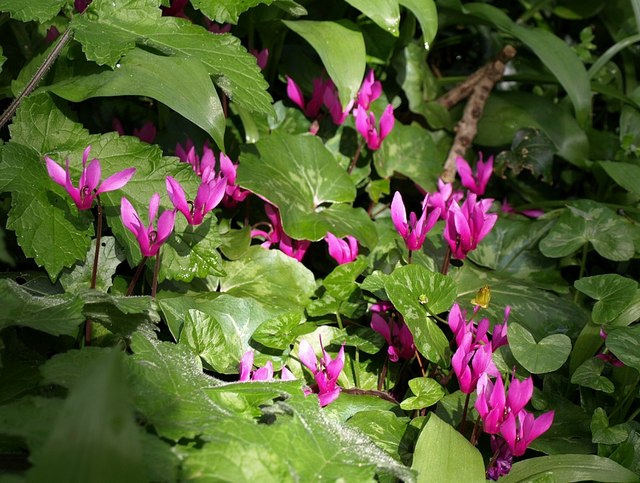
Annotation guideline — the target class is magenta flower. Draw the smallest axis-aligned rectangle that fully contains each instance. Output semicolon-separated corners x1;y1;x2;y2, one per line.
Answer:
371;313;415;362
443;193;497;260
113;119;157;144
219;152;249;207
456;154;493;196
370;300;394;313
487;436;513;481
501;198;544;219
207;22;232;34
501;409;554;456
355;104;395;150
492;306;510;351
74;0;91;12
251;203;310;261
325;232;358;265
239;350;295;382
448;304;491;349
161;0;189;17
45;146;136;211
298;338;345;406
391;191;441;251
356;69;382;110
475;373;507;434
120;194;175;257
175;139;216;180
165;175;226;225
45;26;60;44
250;48;269;70
596;327;624;367
426;178;464;220
323;82;354;125
286;76;329;118
452;332;499;394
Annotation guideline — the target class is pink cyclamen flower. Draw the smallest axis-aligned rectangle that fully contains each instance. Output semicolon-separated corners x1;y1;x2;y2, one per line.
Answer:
161;0;189;17
444;193;498;260
501;198;544;219
207;22;232;34
165;175;226;225
475;373;507;434
456;154;493;196
356;69;382;110
371;313;415;362
325;232;358;264
250;48;269;70
120;194;175;257
251;204;310;261
45;146;136;210
452;332;499;394
492;306;510;351
219;152;249;207
298;338;345;406
355;104;395;150
239;350;295;382
370;300;394;313
501;409;554;457
391;191;441;251
323;82;354;125
175;139;216;180
45;26;60;44
286;76;329;118
426;178;464;220
112;119;157;144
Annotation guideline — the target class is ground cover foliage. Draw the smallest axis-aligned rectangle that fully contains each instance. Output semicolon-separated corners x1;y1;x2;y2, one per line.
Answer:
0;0;640;481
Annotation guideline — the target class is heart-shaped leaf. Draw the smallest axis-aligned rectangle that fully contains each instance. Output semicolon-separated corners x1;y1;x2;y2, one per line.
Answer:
509;322;572;373
606;324;640;371
570;358;615;393
400;377;445;410
574;274;637;324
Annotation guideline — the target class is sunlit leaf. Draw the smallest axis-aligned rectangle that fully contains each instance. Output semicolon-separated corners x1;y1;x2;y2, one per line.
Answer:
509;322;572;374
0;0;65;22
345;0;400;36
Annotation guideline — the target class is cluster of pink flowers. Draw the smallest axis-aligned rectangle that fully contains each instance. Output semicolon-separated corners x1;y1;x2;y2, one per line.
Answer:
370;302;415;362
448;303;554;479
286;69;394;149
250;203;311;262
392;154;498;261
239;350;295;382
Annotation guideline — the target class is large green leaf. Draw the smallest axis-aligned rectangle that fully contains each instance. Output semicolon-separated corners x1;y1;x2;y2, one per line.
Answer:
0;0;65;22
46;47;225;149
59;236;125;293
283;20;365;107
539;200;636;262
574;274;638;324
347;410;415;465
0;142;95;280
570;358;615;393
600;161;640;196
509;322;572;374
28;350;145;483
373;122;444;191
475;92;590;166
237;132;377;246
400;377;445;410
0;279;84;336
345;0;400;36
191;0;278;24
411;413;485;483
219;246;316;312
384;264;456;364
500;454;639;482
71;0;273;116
464;2;591;126
398;0;438;49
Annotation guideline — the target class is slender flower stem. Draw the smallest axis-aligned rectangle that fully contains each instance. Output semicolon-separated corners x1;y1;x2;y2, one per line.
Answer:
348;139;365;174
85;200;103;346
0;27;73;131
407;249;413;264
470;415;482;445
335;311;344;331
378;356;388;391
415;350;427;377
440;246;452;275
151;252;161;298
460;392;471;435
126;257;148;296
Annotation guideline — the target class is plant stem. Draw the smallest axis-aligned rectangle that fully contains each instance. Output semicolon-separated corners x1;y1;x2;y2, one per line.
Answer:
151;252;161;298
348;139;365;174
126;257;148;296
0;27;73;131
354;348;361;388
378;356;388;391
460;392;471;435
335;311;344;331
85;200;103;346
574;243;588;303
470;415;482;445
440;246;452;275
415;350;427;377
407;249;413;264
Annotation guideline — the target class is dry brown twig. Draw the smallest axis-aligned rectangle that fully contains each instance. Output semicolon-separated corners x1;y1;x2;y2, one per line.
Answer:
438;45;517;182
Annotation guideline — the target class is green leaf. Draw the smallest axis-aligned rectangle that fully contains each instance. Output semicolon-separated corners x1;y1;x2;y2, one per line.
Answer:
591;407;629;445
59;236;125;293
539;200;636;262
0;279;84;336
476;92;589;166
191;0;277;24
400;377;445;410
251;310;310;350
384;264;456;364
347;410;414;464
411;413;485;483
219;246;316;312
574;275;638;324
398;0;438;50
81;291;160;337
47;48;225;149
41;347;113;389
72;0;273;116
606;325;640;372
283;20;365;107
600;161;640;196
464;3;591;126
128;331;227;441
28;350;145;483
509;322;572;374
495;128;556;183
499;454;640;483
0;143;94;281
345;0;400;36
570;358;615;393
0;0;65;22
323;257;368;300
238;132;376;246
373;122;444;191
